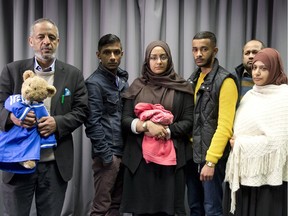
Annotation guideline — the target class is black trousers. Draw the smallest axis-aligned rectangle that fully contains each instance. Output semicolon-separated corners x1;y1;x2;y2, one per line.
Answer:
2;161;67;216
90;156;123;216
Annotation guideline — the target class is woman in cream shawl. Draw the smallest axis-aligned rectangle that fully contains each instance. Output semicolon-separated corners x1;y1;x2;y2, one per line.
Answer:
223;48;288;216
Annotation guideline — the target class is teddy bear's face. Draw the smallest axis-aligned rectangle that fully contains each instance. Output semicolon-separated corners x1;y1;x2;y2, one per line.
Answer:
21;71;57;103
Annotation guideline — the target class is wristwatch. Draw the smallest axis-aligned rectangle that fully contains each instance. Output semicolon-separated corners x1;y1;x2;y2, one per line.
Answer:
142;121;148;131
205;161;215;168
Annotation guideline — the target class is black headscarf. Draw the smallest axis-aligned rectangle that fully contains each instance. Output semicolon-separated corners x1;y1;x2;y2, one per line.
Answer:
123;40;193;110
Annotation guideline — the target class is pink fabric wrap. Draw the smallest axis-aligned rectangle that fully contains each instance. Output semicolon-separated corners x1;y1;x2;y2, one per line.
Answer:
134;103;176;165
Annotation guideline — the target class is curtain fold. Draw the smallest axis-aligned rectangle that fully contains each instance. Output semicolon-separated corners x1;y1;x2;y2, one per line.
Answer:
0;0;286;215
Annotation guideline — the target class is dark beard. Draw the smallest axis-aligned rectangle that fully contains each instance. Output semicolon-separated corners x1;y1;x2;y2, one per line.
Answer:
199;54;214;68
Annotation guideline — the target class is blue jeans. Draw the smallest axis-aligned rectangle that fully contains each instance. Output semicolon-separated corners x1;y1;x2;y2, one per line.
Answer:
186;159;226;216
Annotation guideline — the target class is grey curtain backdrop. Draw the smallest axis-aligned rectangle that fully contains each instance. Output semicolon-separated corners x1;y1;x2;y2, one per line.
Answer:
0;0;287;215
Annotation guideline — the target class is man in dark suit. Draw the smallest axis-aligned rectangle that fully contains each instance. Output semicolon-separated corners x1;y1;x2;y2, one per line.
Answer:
0;18;89;216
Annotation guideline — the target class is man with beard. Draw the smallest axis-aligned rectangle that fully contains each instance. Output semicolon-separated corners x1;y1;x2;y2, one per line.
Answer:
186;31;239;216
235;39;265;98
0;18;89;216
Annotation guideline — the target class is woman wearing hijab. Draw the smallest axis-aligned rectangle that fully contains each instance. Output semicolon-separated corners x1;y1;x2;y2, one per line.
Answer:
120;41;194;215
223;48;288;216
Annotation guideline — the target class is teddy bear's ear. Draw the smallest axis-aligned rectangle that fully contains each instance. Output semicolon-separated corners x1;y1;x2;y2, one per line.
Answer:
47;85;57;97
23;70;35;81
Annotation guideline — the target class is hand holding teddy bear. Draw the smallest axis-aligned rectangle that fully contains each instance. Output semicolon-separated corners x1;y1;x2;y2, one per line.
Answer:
0;70;57;173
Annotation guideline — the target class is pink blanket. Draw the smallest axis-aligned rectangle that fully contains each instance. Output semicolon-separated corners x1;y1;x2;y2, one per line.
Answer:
134;103;176;165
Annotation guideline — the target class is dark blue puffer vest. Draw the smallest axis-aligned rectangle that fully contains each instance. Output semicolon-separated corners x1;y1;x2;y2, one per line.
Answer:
188;58;239;163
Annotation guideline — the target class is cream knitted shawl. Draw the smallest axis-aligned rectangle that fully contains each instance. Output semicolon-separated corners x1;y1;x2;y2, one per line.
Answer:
225;84;288;213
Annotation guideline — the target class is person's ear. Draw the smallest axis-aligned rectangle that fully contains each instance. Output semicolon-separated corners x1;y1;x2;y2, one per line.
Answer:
28;37;33;47
96;51;101;60
214;47;218;55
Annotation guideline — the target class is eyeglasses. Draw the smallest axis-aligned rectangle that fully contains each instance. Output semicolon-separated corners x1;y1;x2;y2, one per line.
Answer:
149;55;168;61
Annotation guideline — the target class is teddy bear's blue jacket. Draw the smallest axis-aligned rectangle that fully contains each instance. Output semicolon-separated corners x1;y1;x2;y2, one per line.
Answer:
0;94;56;173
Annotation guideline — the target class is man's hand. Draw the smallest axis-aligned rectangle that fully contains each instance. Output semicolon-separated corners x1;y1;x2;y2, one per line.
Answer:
10;111;36;128
200;165;215;181
38;116;57;137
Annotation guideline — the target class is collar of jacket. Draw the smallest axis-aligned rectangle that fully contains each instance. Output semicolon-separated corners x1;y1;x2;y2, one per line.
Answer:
192;58;220;89
235;64;246;78
98;63;129;83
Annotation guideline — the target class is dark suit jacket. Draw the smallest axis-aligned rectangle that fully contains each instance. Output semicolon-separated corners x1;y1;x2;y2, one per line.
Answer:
0;58;89;183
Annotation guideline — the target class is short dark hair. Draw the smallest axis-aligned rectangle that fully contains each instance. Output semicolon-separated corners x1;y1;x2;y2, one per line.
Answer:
246;39;266;49
193;31;217;47
98;34;122;51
